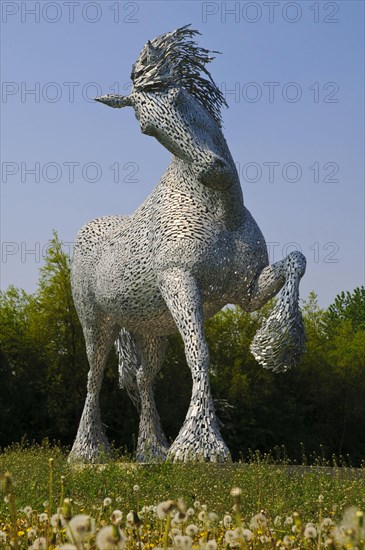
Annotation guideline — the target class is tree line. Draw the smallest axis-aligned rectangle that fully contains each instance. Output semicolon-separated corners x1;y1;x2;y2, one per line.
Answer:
1;234;364;464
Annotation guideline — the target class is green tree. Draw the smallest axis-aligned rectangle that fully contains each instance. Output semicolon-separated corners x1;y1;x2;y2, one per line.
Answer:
0;286;48;445
322;287;365;460
32;232;90;442
325;286;365;331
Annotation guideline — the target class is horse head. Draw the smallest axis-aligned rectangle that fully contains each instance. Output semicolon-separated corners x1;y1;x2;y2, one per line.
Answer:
94;25;231;168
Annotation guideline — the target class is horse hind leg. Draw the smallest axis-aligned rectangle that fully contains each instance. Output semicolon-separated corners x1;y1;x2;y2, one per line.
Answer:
116;328;141;412
246;250;307;372
117;329;169;462
69;316;119;463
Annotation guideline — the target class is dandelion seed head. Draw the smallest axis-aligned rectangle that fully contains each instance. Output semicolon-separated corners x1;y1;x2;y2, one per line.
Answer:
156;500;177;519
274;515;282;526
50;512;65;528
321;518;334;529
133;484;140;492
156;501;168;519
103;497;112;507
38;513;48;523
185;524;198;537
225;530;235;543
230;487;242;498
126;511;135;526
223;514;232;528
67;514;96;543
283;535;294;547
174;535;192;548
250;512;267;530
111;510;123;525
27;528;37;539
242;528;253;542
304;525;317;539
174;510;187;523
96;525;126;550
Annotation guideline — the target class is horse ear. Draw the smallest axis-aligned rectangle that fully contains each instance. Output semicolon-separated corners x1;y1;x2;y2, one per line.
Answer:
145;40;158;64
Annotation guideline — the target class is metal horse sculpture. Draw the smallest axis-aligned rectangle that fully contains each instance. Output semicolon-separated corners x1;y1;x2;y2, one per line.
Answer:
69;26;306;463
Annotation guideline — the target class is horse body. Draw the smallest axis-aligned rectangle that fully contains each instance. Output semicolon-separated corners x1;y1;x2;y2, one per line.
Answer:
69;27;306;463
72;152;268;335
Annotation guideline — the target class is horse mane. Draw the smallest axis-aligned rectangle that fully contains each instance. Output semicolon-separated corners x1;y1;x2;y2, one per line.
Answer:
130;24;228;126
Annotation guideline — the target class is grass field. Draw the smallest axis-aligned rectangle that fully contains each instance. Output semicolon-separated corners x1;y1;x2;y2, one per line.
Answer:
0;443;364;549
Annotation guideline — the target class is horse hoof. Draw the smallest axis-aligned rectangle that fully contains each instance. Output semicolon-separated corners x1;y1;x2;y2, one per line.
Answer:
68;440;111;464
136;443;169;463
167;429;230;463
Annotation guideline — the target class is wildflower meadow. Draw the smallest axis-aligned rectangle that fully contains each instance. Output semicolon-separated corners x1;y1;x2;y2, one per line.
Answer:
0;443;364;549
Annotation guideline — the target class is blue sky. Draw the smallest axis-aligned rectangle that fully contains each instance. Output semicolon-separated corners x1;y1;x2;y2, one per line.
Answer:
1;0;364;307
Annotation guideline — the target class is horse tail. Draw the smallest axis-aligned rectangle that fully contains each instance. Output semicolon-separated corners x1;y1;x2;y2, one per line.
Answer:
115;328;141;412
250;251;307;372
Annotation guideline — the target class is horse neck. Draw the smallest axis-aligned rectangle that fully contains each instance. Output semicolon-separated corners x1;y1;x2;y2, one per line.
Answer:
162;156;246;229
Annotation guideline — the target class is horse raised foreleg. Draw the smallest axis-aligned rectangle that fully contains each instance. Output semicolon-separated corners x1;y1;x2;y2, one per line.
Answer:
245;251;306;372
68;318;118;463
158;268;230;463
133;334;169;462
